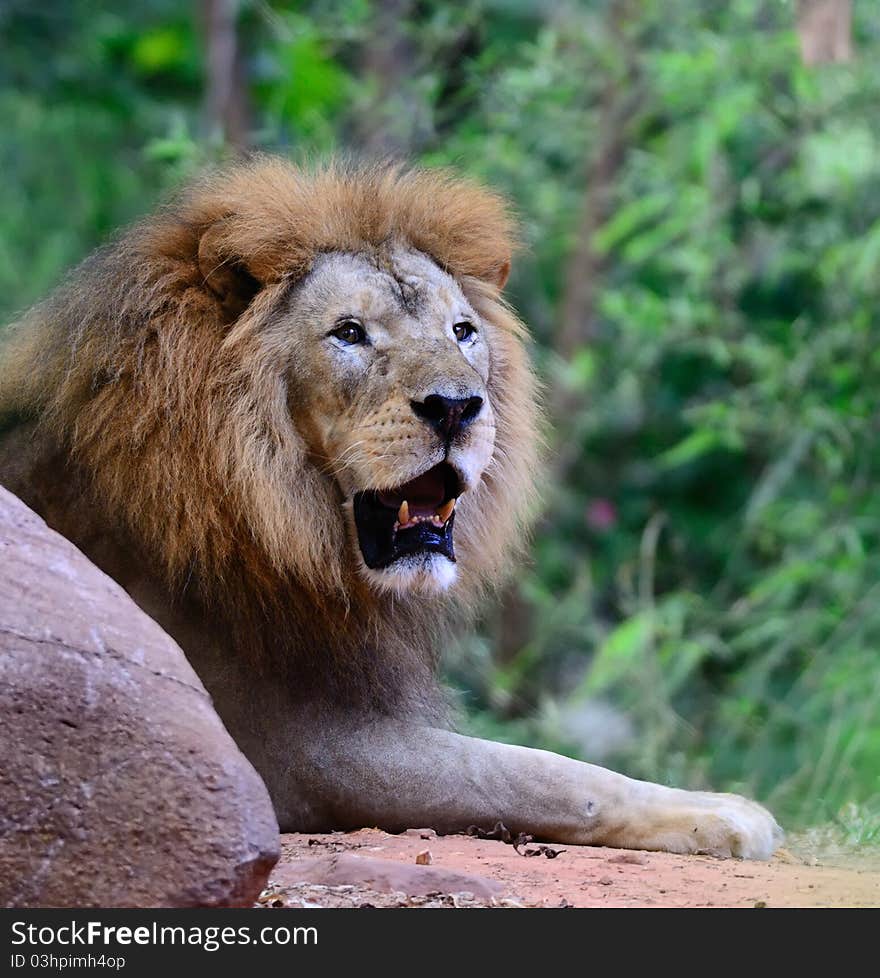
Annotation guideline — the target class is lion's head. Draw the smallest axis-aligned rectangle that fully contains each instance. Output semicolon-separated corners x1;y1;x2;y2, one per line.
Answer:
2;158;540;620
266;243;512;595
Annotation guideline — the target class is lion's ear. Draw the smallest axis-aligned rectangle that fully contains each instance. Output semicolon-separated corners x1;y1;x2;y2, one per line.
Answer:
491;259;511;291
197;220;263;321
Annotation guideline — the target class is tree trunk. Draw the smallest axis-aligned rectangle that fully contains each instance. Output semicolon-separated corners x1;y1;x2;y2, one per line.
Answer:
201;0;251;151
556;85;640;364
556;0;643;364
796;0;852;65
358;0;417;156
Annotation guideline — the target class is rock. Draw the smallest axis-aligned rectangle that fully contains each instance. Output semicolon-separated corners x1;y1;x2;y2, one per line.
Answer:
273;852;504;900
404;827;438;839
0;487;279;907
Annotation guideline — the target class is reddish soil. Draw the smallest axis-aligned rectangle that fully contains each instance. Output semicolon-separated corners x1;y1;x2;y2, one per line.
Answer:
259;828;880;909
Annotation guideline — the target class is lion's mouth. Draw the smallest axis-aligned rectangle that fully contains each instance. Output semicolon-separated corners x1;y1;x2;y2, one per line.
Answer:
353;462;461;569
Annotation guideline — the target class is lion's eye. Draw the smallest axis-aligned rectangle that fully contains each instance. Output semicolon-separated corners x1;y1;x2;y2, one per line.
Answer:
330;320;367;345
452;321;475;342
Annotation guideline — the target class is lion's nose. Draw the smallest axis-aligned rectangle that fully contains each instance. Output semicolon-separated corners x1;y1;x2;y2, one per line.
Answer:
411;394;484;440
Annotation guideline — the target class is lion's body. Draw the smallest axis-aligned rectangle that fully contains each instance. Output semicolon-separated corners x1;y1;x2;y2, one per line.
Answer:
0;159;782;856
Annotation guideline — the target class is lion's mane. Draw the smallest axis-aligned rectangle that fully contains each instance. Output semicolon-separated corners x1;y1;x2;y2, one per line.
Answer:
0;158;540;714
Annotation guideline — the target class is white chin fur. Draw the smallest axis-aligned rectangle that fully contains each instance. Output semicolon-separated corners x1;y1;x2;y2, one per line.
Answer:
361;553;457;596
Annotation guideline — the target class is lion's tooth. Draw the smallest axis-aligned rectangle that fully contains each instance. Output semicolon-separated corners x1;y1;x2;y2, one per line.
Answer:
437;498;456;523
398;500;410;525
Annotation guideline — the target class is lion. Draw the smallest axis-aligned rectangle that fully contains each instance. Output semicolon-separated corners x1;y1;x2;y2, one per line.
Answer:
0;157;781;858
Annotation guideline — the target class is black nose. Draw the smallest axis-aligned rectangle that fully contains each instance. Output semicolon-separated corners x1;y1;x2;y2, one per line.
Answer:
411;394;484;440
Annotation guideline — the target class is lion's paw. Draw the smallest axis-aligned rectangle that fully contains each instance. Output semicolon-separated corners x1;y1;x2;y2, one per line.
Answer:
673;791;783;859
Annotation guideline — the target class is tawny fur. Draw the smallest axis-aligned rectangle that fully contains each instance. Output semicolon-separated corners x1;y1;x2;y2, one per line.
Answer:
0;157;540;716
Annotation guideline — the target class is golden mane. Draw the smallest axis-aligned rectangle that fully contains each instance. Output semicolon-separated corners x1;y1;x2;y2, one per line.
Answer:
0;157;540;713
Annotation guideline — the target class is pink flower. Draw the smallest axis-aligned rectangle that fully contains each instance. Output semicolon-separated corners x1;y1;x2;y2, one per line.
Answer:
586;498;617;532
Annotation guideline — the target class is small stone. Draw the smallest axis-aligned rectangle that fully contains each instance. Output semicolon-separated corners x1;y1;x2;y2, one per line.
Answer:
404;828;438;839
415;850;433;865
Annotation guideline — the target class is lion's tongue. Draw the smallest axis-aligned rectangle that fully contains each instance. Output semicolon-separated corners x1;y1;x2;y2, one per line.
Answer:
379;468;446;517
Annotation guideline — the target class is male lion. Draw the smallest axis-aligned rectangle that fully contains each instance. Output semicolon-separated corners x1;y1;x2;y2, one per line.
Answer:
0;158;781;858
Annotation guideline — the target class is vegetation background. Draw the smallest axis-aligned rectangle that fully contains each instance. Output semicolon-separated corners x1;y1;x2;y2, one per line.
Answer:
2;0;878;836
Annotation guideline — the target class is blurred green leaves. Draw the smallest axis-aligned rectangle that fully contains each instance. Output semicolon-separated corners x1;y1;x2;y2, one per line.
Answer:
253;14;350;148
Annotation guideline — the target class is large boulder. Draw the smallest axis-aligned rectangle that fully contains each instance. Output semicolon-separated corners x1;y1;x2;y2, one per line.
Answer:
0;486;279;907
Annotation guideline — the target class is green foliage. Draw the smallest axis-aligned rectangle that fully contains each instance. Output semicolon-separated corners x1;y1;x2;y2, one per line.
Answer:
2;0;879;829
447;0;880;828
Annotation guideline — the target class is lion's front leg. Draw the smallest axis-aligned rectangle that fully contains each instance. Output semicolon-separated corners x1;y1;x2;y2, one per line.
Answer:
281;718;782;860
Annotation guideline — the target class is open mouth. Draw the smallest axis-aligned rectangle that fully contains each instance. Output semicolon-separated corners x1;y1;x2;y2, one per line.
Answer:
353;462;461;570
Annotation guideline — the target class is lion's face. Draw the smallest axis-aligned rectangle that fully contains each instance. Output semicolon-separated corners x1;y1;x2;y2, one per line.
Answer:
27;161;538;610
270;246;497;594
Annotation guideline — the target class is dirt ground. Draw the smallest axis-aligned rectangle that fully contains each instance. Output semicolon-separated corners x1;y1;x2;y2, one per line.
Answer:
258;828;880;909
